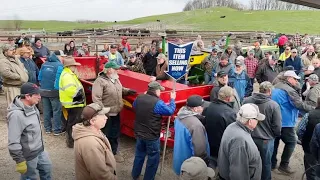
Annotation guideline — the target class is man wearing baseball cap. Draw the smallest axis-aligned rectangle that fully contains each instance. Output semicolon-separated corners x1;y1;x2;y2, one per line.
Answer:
126;53;146;74
284;48;302;75
180;157;215;180
0;44;28;106
305;74;320;107
202;48;219;84
76;42;90;57
105;44;125;66
59;57;85;148
72;103;117;180
218;103;264;180
256;55;281;84
150;53;169;81
173;95;210;175
38;52;64;135
132;81;176;180
271;70;315;174
92;61;136;162
8;82;52;179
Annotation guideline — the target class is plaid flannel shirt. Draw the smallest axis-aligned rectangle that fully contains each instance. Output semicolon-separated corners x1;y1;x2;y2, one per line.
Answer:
244;58;258;78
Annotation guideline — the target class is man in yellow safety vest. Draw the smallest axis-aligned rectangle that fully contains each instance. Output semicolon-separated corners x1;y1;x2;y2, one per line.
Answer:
59;57;86;148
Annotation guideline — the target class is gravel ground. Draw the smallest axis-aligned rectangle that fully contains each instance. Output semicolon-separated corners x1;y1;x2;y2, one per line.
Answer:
0;93;306;180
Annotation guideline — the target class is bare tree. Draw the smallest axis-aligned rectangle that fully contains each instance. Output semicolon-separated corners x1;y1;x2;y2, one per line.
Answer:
13;14;23;31
249;0;312;10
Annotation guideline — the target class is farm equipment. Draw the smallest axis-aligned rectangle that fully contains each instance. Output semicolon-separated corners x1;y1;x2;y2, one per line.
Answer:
39;56;213;148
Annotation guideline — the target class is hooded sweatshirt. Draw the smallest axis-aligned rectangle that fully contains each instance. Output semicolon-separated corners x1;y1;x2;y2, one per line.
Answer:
7;97;44;163
243;93;282;140
173;106;210;175
72;124;117;180
38;54;63;97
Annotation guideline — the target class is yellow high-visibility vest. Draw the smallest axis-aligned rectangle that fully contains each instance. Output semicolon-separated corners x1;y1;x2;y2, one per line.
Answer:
59;67;86;108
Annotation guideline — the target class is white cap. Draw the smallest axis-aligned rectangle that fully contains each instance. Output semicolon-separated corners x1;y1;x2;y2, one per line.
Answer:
307;65;315;71
237;104;265;121
236;56;245;61
284;70;301;79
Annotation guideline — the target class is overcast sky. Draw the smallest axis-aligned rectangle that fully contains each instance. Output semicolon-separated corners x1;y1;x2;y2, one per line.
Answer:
0;0;249;21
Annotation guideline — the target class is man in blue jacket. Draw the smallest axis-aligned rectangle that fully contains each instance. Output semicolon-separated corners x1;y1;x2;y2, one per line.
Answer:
284;49;303;75
173;95;210;175
271;70;314;174
131;81;176;180
38;53;64;135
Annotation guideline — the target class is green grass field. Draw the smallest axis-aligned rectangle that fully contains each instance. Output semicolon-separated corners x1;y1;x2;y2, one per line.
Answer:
0;7;319;34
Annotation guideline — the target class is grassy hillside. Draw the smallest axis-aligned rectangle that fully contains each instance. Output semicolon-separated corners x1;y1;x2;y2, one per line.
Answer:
0;7;319;34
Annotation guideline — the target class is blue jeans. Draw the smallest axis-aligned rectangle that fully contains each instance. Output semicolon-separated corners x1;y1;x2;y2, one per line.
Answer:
21;151;52;180
253;138;274;180
247;78;254;97
42;97;62;133
204;72;212;84
132;138;160;180
272;127;297;168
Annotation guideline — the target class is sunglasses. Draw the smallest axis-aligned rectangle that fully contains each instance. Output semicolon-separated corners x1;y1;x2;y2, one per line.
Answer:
292;52;297;53
285;49;290;50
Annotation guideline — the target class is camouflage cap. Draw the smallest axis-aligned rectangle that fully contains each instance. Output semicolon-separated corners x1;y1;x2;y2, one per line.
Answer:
2;44;15;53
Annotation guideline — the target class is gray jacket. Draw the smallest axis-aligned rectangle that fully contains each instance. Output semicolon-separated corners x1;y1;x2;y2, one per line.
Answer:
218;121;262;180
275;81;314;112
176;106;209;163
243;93;282;139
306;83;320;107
7;97;44;163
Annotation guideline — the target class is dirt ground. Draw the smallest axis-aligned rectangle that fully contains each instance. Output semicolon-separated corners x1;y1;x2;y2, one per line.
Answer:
0;93;306;180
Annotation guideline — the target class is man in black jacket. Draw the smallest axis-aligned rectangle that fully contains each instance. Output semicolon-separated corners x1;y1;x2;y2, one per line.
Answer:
302;97;320;180
243;81;282;180
142;46;159;75
203;86;237;168
256;56;281;84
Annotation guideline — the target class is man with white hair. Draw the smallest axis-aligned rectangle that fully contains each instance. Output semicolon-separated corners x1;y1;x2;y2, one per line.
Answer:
243;82;282;180
218;103;264;180
301;45;317;67
271;70;315;174
305;74;320;107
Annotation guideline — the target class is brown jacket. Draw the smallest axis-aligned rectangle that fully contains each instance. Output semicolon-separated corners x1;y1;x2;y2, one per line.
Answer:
154;62;170;80
0;56;28;87
92;72;129;114
73;124;117;180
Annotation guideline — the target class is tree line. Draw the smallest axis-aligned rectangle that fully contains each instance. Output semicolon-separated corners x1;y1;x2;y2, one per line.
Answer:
183;0;313;11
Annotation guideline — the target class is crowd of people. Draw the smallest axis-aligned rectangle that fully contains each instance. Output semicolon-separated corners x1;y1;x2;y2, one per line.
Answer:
1;32;320;180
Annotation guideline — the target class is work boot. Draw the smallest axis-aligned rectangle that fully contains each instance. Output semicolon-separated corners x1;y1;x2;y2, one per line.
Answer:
114;154;124;163
278;165;295;174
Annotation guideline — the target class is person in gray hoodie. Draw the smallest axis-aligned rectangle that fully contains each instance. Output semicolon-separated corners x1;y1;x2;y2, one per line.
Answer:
173;95;210;174
243;82;282;180
7;82;52;180
218;103;264;180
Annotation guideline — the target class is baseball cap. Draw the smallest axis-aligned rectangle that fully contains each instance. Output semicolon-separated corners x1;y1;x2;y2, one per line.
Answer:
284;70;301;79
308;74;319;82
212;48;218;52
110;44;117;49
54;50;67;57
238;103;265;121
303;65;315;71
81;103;110;121
129;54;136;58
82;42;88;46
180;157;215;180
104;61;120;69
248;49;255;54
157;53;166;59
217;71;227;78
186;95;204;108
21;82;41;95
236;56;244;61
148;81;165;91
235;60;242;66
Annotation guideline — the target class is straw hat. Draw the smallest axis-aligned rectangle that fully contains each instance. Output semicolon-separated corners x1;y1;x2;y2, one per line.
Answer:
63;57;81;67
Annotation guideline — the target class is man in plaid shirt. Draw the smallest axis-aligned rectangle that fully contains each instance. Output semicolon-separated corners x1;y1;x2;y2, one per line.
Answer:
294;33;301;48
244;50;259;96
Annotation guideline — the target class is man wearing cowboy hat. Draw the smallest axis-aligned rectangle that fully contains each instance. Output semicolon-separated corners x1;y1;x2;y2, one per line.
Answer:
0;44;28;106
19;47;39;84
59;57;86;148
